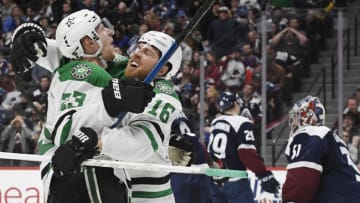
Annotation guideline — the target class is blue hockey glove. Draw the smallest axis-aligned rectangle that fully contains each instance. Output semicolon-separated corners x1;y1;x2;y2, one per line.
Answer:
257;171;280;194
52;127;99;176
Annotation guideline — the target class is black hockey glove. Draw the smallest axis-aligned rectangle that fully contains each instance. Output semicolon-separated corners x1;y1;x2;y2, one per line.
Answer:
168;134;193;166
257;171;280;194
10;23;47;74
52;127;99;176
102;78;155;117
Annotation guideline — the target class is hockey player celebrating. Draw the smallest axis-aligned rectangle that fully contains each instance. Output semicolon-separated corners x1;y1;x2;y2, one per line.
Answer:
282;95;360;203
99;30;183;203
207;91;280;202
10;10;154;203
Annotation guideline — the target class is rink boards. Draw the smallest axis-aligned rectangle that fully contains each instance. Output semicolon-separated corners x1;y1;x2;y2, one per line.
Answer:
0;167;285;203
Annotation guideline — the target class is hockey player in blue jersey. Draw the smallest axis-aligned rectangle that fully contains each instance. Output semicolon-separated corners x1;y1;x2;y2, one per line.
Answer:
169;111;212;203
282;95;360;203
207;91;280;203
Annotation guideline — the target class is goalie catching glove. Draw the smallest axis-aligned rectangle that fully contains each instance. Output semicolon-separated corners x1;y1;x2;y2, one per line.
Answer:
10;22;47;74
168;134;193;166
102;78;155;116
52;127;99;176
257;171;280;194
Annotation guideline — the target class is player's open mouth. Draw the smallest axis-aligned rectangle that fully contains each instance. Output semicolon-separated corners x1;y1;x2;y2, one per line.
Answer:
129;61;139;69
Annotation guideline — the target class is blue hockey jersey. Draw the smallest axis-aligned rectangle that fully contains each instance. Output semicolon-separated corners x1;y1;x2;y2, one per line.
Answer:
283;126;360;203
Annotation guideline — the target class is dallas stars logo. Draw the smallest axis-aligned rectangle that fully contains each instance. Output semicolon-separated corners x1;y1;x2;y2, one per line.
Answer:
71;64;92;79
65;17;75;27
155;82;174;94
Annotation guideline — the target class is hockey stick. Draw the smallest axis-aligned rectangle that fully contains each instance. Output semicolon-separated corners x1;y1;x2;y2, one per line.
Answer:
0;152;247;178
111;0;216;128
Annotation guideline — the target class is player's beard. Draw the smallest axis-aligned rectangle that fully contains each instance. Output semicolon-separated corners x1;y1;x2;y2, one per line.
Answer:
124;65;149;80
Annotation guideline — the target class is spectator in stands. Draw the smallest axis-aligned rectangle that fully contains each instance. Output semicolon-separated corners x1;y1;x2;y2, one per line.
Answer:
28;75;50;119
205;50;223;88
24;5;41;23
143;9;162;31
104;1;139;27
113;23;130;52
266;55;286;99
342;113;360;143
128;23;149;54
173;62;193;90
38;16;52;36
76;0;100;12
219;47;245;93
174;9;189;34
31;65;52;85
0;114;36;166
1;0;17;24
241;43;259;69
247;30;261;57
304;9;325;63
12;94;34;129
205;85;219;122
354;87;360;112
2;6;26;45
207;6;246;59
270;26;308;91
51;1;71;23
198;0;220;44
342;130;359;164
343;96;360;126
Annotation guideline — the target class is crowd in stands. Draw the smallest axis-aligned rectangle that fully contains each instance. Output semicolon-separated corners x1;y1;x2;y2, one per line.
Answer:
0;0;356;166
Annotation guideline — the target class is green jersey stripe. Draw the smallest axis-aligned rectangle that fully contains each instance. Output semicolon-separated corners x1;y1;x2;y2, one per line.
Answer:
132;188;173;199
133;124;158;151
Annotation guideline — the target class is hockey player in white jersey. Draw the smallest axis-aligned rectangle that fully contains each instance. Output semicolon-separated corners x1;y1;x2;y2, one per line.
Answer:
283;95;360;203
10;16;184;202
10;10;154;203
100;31;183;203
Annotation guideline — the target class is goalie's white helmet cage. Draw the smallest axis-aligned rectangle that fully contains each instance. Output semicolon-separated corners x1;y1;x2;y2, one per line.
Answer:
56;9;102;59
138;31;182;79
289;95;326;133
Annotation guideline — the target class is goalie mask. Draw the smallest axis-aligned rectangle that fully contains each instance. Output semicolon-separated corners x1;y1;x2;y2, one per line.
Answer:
216;91;238;113
289;95;325;133
129;31;182;79
56;9;102;59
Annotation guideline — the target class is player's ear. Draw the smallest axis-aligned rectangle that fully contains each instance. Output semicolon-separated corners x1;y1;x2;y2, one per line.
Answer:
157;64;170;77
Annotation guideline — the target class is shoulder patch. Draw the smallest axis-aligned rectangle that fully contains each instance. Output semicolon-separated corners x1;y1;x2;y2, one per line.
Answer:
155;81;175;95
71;64;92;79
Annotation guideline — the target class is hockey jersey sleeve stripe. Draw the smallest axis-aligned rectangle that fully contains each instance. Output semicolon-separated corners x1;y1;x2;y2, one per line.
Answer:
50;109;76;144
237;144;256;150
133;124;159;151
286;161;323;172
129;119;165;142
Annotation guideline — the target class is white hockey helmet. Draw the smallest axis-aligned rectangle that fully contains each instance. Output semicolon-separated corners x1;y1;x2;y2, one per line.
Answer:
289;95;326;132
137;31;182;79
56;9;102;59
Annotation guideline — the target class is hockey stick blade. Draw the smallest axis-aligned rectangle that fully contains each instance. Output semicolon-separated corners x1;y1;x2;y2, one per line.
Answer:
111;0;216;128
0;152;247;178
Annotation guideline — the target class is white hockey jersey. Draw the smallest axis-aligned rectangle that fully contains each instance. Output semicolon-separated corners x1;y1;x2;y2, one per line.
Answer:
101;79;182;202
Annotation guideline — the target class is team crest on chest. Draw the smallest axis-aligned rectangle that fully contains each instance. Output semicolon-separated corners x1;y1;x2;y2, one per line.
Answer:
71;64;92;79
